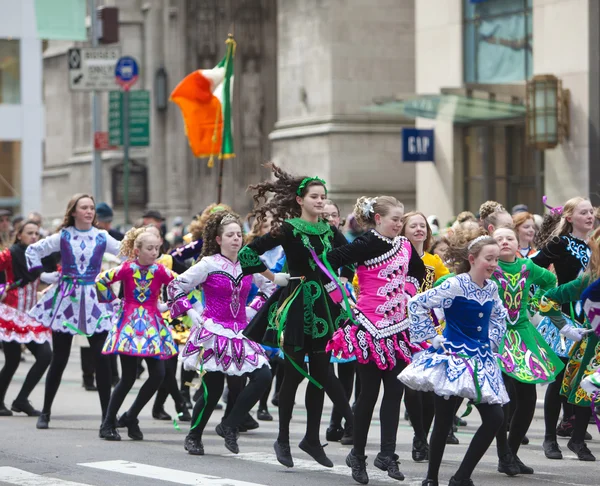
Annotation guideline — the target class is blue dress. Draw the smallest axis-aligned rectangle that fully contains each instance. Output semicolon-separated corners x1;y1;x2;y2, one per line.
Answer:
399;273;509;405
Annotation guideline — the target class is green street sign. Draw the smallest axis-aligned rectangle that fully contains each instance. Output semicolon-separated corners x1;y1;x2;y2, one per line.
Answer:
108;90;150;146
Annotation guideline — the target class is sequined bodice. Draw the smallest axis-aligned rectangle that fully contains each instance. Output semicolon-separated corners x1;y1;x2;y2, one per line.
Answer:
60;228;106;281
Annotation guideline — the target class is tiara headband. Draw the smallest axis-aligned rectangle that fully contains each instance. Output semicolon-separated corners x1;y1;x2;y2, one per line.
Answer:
220;213;239;226
467;235;490;250
542;196;563;216
297;176;327;196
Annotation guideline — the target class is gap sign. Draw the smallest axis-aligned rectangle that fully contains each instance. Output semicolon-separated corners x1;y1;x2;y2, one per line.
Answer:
402;128;434;162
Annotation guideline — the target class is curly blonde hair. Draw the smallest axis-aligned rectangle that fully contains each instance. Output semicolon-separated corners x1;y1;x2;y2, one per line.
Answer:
120;226;157;259
201;211;243;257
353;196;404;228
446;225;496;274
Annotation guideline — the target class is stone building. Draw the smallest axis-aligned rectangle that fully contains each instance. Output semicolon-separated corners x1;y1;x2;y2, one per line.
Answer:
41;0;415;223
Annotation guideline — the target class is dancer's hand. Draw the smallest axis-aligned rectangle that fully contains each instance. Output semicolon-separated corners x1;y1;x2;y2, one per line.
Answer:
273;272;291;287
431;335;447;350
559;324;588;342
186;308;203;327
157;302;169;313
581;372;600;396
40;271;60;284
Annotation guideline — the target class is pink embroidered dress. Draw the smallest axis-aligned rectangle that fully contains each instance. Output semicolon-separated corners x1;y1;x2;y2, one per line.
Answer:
96;261;178;358
167;254;274;375
325;230;425;370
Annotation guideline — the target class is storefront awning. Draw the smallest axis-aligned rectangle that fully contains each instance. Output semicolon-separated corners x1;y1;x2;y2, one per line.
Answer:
365;92;526;124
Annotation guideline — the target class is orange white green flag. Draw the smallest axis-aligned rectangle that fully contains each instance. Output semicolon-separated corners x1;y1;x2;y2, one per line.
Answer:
170;36;235;167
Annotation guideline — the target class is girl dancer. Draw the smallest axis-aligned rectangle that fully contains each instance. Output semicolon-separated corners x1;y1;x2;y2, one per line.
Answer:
479;201;513;233
400;229;508;486
26;194;121;430
0;221;54;416
400;211;449;461
531;197;594;459
491;227;563;474
539;228;600;461
168;211;273;455
97;226;178;440
325;197;425;484
239;164;353;468
513;212;537;258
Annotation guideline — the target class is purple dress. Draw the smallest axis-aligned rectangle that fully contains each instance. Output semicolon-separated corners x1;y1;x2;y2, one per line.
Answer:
167;254;274;375
26;227;120;335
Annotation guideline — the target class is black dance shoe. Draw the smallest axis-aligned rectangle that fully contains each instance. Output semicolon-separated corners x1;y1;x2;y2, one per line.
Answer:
454;415;467;427
216;423;240;454
274;440;294;468
373;453;404;481
184;435;204;455
118;412;143;440
514;455;534;474
326;424;344;442
176;403;192;422
99;423;121;441
0;403;13;416
36;413;50;429
446;429;459;445
498;452;520;476
567;439;596;461
257;408;273;421
412;436;429;462
448;477;474;486
421;480;439;486
241;413;259;431
542;439;563;460
11;400;41;417
298;438;333;467
152;407;172;420
341;424;354;446
345;450;368;485
271;392;280;407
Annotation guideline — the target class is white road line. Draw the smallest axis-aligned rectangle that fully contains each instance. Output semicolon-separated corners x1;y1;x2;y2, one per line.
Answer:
227;452;423;484
0;467;92;486
78;460;267;486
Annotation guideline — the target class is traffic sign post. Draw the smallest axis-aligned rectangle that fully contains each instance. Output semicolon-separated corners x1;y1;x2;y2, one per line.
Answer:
108;91;150;147
114;56;140;225
68;47;121;91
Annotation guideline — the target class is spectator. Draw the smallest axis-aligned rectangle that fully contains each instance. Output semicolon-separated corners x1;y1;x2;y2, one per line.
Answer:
0;209;11;250
511;204;529;215
96;203;124;241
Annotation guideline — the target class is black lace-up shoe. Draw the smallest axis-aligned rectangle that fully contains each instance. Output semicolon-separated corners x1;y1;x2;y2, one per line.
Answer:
346;450;368;484
117;412;143;440
11;399;41;416
274;440;294;467
36;413;50;429
567;439;596;461
373;453;404;481
298;438;333;467
184;435;204;455
216;423;239;454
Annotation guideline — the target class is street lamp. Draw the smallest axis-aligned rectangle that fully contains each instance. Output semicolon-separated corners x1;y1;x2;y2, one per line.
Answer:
525;74;570;150
155;67;168;111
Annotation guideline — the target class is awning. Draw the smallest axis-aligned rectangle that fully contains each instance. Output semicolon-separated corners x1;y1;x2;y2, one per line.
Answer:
365;92;526;124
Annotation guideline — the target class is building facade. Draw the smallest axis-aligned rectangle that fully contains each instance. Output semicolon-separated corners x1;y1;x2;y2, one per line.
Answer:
0;0;44;216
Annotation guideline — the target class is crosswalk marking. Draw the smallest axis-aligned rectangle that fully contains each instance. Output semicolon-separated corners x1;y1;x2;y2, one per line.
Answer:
78;460;267;486
0;467;92;486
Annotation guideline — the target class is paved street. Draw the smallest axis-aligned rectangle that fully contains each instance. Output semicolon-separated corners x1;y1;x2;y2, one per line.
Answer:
0;344;598;486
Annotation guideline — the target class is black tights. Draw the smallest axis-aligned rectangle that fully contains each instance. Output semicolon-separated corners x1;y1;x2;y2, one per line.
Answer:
104;355;165;424
353;361;406;457
188;365;271;438
405;388;435;442
259;356;282;410
153;354;185;412
330;361;356;428
325;363;354;428
43;331;111;418
427;395;503;482
0;341;52;405
544;359;574;440
496;374;537;456
277;347;330;444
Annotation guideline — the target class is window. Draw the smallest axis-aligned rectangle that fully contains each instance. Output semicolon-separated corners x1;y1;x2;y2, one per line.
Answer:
463;125;543;214
0;39;20;104
0;141;21;201
464;0;532;84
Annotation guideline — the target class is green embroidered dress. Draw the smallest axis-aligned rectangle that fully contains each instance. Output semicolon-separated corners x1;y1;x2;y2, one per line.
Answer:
239;218;353;351
543;275;600;407
493;258;564;384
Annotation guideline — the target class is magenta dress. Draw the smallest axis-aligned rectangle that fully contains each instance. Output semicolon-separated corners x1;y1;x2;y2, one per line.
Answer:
96;260;178;359
325;230;426;370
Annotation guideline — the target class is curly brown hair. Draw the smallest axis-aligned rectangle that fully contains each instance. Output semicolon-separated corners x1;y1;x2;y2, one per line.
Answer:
446;225;496;274
247;163;327;235
60;193;98;230
534;212;562;249
189;203;232;241
479;200;511;231
201;211;243;257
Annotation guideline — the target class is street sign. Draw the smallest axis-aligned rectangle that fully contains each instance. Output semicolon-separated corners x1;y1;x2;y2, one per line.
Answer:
68;47;121;91
402;128;434;162
115;56;139;91
93;131;116;151
109;90;150;147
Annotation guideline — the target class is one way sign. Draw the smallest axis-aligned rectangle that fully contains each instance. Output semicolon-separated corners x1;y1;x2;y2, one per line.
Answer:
68;47;121;91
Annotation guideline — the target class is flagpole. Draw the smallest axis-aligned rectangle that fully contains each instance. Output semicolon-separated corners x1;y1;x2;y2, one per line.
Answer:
216;32;235;204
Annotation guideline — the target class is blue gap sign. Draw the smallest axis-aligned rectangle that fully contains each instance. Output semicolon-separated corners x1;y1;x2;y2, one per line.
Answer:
402;128;434;162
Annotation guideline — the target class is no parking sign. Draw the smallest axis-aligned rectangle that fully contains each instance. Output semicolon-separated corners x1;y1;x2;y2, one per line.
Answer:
114;56;139;91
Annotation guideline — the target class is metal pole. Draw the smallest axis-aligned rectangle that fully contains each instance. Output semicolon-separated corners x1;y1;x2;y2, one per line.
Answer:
90;0;103;201
123;90;130;225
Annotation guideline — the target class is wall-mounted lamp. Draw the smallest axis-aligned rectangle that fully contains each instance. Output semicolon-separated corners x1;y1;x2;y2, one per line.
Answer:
525;74;570;150
154;67;168;111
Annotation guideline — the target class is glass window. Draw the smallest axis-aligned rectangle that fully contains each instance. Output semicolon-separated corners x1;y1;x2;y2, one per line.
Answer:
0;141;21;200
0;39;20;104
464;0;532;84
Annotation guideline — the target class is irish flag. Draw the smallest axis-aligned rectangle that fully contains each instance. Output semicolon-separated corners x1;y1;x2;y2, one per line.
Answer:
171;36;235;166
